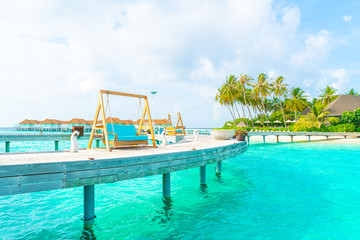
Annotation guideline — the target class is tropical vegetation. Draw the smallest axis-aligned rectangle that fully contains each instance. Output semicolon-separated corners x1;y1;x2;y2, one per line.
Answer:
215;74;360;132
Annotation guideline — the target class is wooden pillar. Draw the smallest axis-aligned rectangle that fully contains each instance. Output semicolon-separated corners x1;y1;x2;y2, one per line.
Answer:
263;136;266;144
247;136;250;145
276;135;279;143
291;135;293;143
308;136;311;142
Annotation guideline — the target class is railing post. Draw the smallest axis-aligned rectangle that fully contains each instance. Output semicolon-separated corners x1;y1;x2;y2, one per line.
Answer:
5;141;10;153
162;173;171;199
200;165;207;187
83;185;95;230
55;140;59;151
216;161;222;176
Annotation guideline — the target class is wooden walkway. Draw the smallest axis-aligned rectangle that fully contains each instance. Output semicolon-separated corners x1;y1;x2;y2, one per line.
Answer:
0;136;247;230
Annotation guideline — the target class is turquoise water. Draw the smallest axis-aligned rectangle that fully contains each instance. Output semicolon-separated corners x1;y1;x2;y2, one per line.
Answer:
1;141;360;239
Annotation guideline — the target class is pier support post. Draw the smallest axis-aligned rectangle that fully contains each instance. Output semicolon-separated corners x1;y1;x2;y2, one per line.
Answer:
162;173;171;199
200;165;207;187
96;139;100;148
55;140;59;151
5;141;10;153
216;161;222;176
83;185;95;230
326;136;329;140
263;136;266;144
276;135;279;143
247;136;250;145
291;136;293;143
308;136;311;142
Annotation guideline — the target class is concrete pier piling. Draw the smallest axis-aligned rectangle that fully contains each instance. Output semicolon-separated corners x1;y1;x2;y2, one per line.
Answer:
83;185;95;230
216;161;222;176
200;165;207;187
162;173;171;199
5;141;10;152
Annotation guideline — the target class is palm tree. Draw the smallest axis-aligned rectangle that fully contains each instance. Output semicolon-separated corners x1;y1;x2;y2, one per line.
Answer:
293;102;339;131
270;76;288;127
238;74;254;127
319;85;338;105
251;73;271;126
216;75;242;125
285;87;308;119
345;88;359;96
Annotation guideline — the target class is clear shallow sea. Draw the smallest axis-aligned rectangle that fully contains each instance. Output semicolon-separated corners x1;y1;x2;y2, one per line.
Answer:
1;141;360;239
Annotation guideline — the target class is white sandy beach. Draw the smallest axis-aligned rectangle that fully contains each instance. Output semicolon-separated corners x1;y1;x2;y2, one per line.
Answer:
249;135;360;144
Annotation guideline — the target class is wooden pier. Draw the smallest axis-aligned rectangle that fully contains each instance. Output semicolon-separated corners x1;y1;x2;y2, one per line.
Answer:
0;136;246;230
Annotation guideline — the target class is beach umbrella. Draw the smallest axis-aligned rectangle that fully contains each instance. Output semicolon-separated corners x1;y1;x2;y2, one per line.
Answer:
236;121;247;128
273;120;282;124
285;120;292;123
291;120;297;123
264;120;272;123
255;120;262;124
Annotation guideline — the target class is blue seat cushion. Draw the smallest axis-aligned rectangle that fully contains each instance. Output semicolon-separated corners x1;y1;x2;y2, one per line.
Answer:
116;135;148;141
106;124;148;141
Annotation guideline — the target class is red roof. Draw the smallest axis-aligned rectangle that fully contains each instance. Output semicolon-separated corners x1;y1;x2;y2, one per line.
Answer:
41;119;62;124
19;119;41;124
105;117;135;125
136;119;170;125
69;118;88;124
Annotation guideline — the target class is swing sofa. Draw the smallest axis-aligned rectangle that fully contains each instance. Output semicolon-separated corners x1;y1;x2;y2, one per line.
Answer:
106;124;148;147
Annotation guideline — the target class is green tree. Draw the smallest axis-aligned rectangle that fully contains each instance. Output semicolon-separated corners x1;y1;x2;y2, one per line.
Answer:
319;85;338;105
251;73;271;126
285;87;308;119
293;102;339;131
345;88;359;96
270;76;288;127
238;74;254;127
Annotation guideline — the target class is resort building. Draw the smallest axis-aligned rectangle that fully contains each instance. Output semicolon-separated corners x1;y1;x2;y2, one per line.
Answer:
324;95;360;117
16;118;168;132
135;119;170;129
18;119;42;131
302;95;360;118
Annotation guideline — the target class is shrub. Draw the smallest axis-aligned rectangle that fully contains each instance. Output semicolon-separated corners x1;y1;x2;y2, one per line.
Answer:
335;123;356;132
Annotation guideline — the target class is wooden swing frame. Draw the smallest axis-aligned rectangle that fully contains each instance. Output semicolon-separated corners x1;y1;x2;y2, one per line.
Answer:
165;112;186;136
87;90;156;151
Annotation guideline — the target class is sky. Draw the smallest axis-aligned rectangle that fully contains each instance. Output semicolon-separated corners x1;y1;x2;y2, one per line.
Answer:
0;0;359;127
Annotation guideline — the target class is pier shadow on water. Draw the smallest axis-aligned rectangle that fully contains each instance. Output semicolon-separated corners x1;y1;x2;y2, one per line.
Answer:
80;227;97;240
151;197;174;225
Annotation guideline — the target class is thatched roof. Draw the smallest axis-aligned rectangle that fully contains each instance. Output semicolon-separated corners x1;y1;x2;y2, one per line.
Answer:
236;121;247;127
301;95;360;117
325;95;360;116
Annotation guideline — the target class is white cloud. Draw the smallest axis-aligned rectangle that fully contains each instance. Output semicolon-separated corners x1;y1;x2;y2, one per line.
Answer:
343;15;353;22
0;1;344;127
288;30;330;68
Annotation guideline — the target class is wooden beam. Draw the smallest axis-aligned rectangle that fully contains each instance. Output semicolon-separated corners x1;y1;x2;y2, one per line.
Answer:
99;90;146;99
87;101;101;149
99;91;110;151
144;96;156;147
